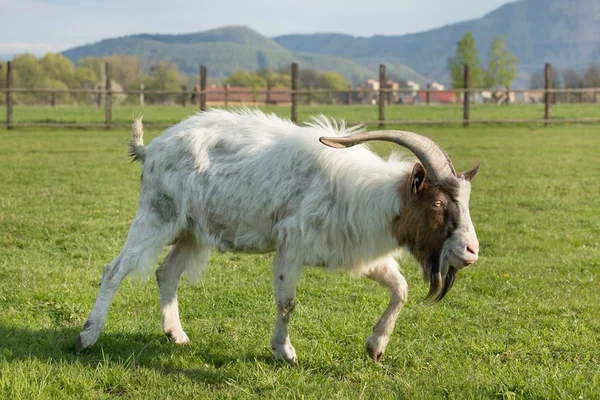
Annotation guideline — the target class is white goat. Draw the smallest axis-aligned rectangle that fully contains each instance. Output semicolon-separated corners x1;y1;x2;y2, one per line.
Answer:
76;109;480;362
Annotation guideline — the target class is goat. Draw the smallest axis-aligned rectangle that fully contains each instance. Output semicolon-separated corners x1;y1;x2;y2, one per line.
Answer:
75;109;480;363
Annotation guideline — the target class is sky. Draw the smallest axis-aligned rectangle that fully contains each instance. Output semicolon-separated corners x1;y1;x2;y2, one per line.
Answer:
0;0;513;55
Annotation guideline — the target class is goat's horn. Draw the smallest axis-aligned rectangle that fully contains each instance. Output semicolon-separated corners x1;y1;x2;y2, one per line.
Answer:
319;130;456;182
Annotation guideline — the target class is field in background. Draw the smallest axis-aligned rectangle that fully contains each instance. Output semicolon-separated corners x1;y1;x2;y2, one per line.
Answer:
1;103;600;126
0;112;599;398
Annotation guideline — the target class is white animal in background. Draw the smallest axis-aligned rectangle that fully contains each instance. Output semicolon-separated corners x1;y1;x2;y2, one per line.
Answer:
75;109;480;363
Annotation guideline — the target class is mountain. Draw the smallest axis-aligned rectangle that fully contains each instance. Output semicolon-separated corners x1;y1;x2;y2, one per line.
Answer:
62;26;428;85
274;0;600;86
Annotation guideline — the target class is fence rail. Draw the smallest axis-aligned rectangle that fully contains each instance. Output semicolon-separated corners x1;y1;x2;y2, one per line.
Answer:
2;61;600;129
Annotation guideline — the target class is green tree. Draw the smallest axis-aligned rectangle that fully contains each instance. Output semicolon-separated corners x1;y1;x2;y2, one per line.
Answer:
223;70;266;89
483;35;518;88
257;68;290;88
73;66;99;105
11;53;44;88
314;71;348;91
78;57;103;80
102;55;141;88
38;53;75;86
313;71;350;104
299;68;318;88
11;53;44;103
74;66;98;88
447;32;482;88
144;62;183;103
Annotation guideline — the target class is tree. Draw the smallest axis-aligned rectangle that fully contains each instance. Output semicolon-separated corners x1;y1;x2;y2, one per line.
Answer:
11;53;44;103
583;64;600;88
144;62;184;103
257;68;290;88
78;57;103;80
38;53;75;87
223;70;266;89
447;32;482;88
102;55;141;88
314;71;348;91
483;35;518;88
299;68;318;89
11;53;44;88
74;66;98;88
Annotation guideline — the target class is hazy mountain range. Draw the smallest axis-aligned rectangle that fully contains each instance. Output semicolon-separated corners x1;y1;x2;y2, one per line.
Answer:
61;0;600;87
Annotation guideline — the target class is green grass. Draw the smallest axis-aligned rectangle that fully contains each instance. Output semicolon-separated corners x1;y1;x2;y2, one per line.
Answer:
0;110;599;398
1;103;600;126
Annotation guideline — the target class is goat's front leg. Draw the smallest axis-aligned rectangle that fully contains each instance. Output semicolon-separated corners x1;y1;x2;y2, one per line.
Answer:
270;245;302;363
364;256;408;362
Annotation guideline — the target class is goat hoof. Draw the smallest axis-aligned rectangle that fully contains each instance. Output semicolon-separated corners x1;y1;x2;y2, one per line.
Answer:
366;335;388;363
75;333;94;355
273;344;297;364
165;329;190;345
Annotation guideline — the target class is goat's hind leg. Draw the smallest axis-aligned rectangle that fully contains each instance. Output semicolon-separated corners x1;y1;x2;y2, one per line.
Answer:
270;244;302;363
364;256;408;362
75;215;177;354
156;238;211;344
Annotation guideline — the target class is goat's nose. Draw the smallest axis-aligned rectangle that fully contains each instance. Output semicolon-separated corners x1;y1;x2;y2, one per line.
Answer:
466;242;479;257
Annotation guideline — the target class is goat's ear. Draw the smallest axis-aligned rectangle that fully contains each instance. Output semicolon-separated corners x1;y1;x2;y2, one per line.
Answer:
458;161;480;182
409;163;427;195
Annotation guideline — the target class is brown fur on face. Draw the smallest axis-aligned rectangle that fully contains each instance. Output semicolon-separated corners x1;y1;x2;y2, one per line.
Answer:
393;163;461;303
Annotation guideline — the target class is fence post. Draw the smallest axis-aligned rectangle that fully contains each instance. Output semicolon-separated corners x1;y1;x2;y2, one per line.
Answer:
105;62;112;129
378;64;386;128
51;91;56;107
224;84;229;106
426;83;431;105
181;85;187;107
96;85;102;108
348;85;352;105
200;65;207;111
139;83;144;107
307;87;312;106
544;63;551;126
463;64;470;127
266;85;271;105
505;86;510;105
291;62;298;123
6;61;12;129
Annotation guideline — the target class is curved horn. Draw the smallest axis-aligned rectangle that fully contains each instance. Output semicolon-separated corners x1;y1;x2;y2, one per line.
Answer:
319;130;456;182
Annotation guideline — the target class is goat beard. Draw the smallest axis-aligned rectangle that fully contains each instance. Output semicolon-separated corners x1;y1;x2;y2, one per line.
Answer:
423;253;457;303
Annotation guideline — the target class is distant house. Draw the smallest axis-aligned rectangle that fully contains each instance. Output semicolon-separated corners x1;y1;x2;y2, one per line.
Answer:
356;79;408;104
416;90;458;104
193;84;291;104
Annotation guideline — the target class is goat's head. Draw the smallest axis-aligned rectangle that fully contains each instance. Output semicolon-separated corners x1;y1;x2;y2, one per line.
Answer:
320;130;480;302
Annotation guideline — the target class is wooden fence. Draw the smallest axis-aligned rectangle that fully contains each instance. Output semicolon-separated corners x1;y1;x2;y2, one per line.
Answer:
2;61;600;129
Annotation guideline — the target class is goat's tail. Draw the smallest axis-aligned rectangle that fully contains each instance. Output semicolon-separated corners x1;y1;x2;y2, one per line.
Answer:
129;116;145;163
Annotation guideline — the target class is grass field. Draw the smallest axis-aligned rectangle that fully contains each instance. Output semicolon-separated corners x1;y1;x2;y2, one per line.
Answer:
1;103;600;126
0;106;599;399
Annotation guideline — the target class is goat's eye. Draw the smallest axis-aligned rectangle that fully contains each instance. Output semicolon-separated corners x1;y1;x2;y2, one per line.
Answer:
433;200;443;208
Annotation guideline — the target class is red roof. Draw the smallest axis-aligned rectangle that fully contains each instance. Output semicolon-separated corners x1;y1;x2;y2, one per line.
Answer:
417;91;458;104
196;86;291;103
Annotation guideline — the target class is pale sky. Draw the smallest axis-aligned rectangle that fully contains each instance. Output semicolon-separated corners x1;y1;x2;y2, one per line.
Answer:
0;0;513;55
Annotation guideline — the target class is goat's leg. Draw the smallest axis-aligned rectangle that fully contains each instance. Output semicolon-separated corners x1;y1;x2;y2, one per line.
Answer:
364;256;408;362
156;239;211;344
270;245;302;363
75;215;177;353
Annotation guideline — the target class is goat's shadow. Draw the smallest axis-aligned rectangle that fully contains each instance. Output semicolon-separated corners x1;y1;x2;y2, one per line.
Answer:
0;324;277;383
